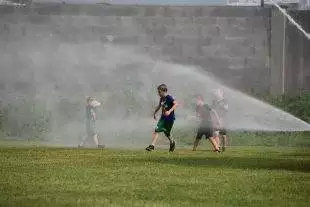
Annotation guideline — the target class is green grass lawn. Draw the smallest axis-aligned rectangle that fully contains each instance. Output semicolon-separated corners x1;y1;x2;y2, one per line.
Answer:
0;145;310;207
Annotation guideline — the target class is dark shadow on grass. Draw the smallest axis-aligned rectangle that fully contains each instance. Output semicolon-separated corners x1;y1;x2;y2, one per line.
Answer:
281;152;310;157
130;155;310;173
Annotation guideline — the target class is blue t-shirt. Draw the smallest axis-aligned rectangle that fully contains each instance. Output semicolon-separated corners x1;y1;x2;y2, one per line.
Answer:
160;95;176;121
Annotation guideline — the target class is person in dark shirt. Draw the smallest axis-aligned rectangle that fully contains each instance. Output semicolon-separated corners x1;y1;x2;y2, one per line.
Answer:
78;96;105;148
193;95;221;152
145;84;178;152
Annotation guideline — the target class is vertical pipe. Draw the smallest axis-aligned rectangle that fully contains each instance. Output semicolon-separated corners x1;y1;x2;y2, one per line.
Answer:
282;12;286;94
261;0;264;7
267;7;272;93
299;31;304;90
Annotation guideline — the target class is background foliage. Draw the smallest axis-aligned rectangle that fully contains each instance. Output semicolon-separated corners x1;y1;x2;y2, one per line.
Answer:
0;92;310;146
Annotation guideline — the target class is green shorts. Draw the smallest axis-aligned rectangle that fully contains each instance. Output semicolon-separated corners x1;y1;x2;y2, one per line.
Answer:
154;118;174;137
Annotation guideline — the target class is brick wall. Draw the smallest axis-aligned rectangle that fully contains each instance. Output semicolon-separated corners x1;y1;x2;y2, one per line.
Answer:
0;4;271;93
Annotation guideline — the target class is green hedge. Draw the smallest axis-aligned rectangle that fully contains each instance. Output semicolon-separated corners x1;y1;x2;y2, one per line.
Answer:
0;99;52;139
263;93;310;123
0;98;84;140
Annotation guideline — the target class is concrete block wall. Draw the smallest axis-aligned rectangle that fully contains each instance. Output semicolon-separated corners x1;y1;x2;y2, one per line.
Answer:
269;9;310;94
0;4;271;93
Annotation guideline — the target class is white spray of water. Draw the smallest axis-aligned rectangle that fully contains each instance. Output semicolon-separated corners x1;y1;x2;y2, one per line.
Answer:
269;1;310;40
3;42;310;148
1;4;310;148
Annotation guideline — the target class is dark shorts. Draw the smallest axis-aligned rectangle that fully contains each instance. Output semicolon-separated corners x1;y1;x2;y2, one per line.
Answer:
86;120;96;137
155;118;174;137
196;127;213;140
216;128;227;136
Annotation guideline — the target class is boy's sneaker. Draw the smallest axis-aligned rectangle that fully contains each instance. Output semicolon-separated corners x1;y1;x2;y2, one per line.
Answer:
145;145;155;151
169;141;175;152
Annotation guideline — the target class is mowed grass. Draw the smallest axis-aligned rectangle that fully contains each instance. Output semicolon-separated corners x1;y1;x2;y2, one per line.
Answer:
0;146;310;207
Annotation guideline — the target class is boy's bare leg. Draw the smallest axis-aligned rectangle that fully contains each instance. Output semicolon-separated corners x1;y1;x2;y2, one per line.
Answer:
93;134;105;148
93;134;99;146
213;131;221;148
215;136;220;148
209;137;220;152
193;138;200;151
78;136;88;148
151;132;160;146
166;135;175;152
78;139;85;147
146;132;159;151
222;135;228;151
166;135;174;144
193;132;203;151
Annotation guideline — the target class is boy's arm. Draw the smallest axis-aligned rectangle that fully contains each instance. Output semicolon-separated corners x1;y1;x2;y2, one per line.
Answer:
166;100;178;115
153;99;161;119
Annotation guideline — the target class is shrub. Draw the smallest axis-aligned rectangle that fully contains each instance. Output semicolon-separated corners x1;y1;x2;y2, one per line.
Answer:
1;99;52;139
0;92;310;147
263;92;310;123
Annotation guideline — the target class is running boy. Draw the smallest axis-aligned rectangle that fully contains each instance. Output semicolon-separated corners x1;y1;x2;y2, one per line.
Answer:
145;84;178;152
193;95;221;152
212;89;228;152
78;96;105;148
